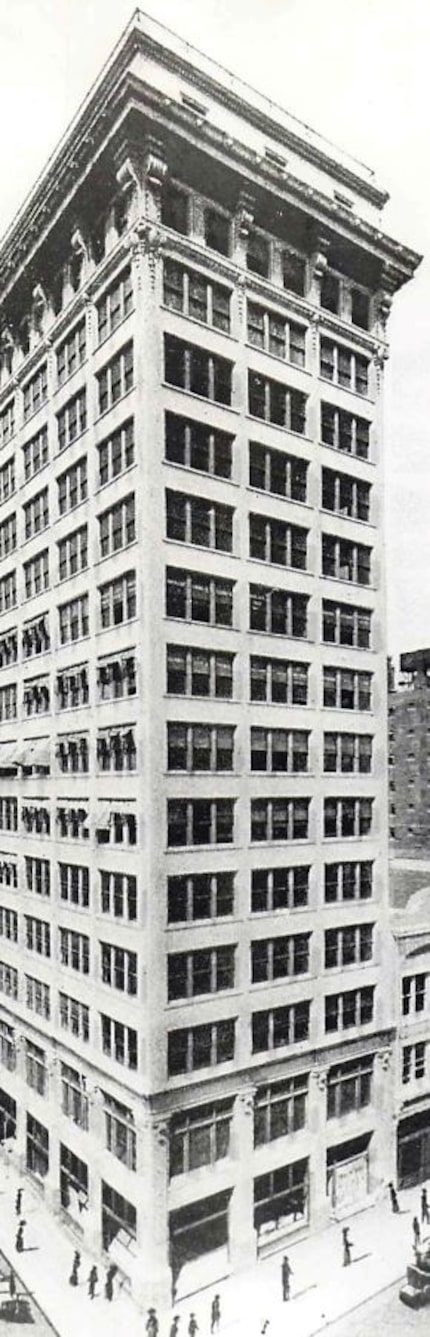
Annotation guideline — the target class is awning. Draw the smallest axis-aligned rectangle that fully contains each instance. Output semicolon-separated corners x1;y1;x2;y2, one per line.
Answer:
96;806;111;829
0;745;18;770
23;741;50;768
97;801;136;826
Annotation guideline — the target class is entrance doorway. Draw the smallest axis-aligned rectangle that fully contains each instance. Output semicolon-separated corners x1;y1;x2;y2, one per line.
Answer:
170;1189;231;1300
398;1110;430;1187
327;1134;371;1211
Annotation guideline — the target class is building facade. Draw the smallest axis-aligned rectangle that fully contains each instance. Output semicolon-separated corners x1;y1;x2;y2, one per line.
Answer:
392;890;430;1191
0;10;419;1310
389;649;430;850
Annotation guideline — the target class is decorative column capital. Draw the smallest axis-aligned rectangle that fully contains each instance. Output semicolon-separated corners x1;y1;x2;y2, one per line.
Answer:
237;1086;256;1117
311;1067;327;1093
377;1048;392;1072
143;135;168;192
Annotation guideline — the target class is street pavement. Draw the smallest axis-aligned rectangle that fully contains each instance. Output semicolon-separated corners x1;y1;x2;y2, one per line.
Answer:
0;1245;55;1337
317;1278;430;1337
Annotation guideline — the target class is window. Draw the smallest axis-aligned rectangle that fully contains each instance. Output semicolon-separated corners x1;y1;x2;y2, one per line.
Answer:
161;181;189;234
97;726;136;773
57;389;87;452
167;723;234;773
99;571;136;628
22;803;50;836
168;872;234;924
59;927;89;974
402;974;426;1017
23;676;49;717
252;934;310;982
166;490;233;553
98;654;136;701
168;1019;235;1075
321;403;370;460
325;987;374;1032
324;797;373;839
351;287;370;330
250;656;308;706
163;260;231;332
251;729;309;773
168;946;235;1000
250;585;308;639
59;595;89;645
327;1056;373;1118
170;1100;233;1177
98;495;135;557
403;1043;426;1084
322;601;372;649
101;1182;136;1250
96;807;136;848
167;799;234;848
25;1040;47;1096
323;733;373;774
56;805;89;841
23;488;49;539
0;798;17;832
0;513;16;559
104;1093;136;1171
25;915;50;957
0;962;18;1000
61;1063;89;1130
254;1158;308;1234
25;975;50;1019
97;269;133;343
248;304;306;366
98;419;134;486
323;667;372;711
0;456;15;502
0;571;16;613
254;1075;308;1145
322;535;372;586
23;364;47;421
24;550;49;599
101;1015;137;1070
0;857;17;889
251;798;309;843
320;340;369;395
249;513;307;571
167;645;233;698
247;229;270;277
97;344;133;415
0;906;17;942
59;862;89;908
249;372;306;434
251;866;309;913
23;426;48;482
27;1114;49;1179
321;270;340;315
100;870;137;921
249;442;308;503
25;856;50;896
58;526;88;581
164;335;232;406
252;1002;310;1053
56;665;89;710
60;1143;88;1214
167;567;234;628
324;861;373;902
0;401;14;447
165;412;233;479
0;683;17;720
101;943;137;995
204;207;230;255
57;321;86;385
57;733;89;774
59;992;89;1042
0;1019;16;1070
57;457;87;515
283;249;306;296
322;469;371;523
325;923;374;968
0;629;17;667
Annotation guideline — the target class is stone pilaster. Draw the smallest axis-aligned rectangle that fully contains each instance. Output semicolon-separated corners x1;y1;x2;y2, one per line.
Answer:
134;1114;172;1312
228;1088;257;1270
232;190;255;267
309;1068;329;1230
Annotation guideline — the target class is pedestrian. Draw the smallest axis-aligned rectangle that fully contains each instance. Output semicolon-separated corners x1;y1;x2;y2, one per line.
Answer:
88;1265;98;1300
388;1181;399;1214
9;1272;16;1299
342;1226;353;1267
169;1318;180;1337
281;1254;293;1301
146;1309;159;1337
15;1189;22;1217
15;1221;25;1253
422;1187;429;1225
188;1315;198;1337
261;1322;270;1336
413;1215;421;1249
69;1250;81;1287
210;1294;221;1332
104;1264;117;1301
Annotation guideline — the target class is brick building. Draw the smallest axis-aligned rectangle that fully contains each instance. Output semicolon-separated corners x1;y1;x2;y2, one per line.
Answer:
389;650;430;850
0;9;419;1311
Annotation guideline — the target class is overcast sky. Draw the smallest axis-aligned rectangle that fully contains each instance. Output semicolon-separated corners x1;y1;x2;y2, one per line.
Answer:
0;0;428;657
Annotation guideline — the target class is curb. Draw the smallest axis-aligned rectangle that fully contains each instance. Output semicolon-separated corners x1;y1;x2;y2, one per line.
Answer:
309;1270;405;1335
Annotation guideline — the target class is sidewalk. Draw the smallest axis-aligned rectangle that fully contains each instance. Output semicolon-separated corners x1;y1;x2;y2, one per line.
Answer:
0;1153;422;1337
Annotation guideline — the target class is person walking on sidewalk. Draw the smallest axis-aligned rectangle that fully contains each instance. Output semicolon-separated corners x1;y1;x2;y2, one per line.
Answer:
413;1215;421;1250
422;1187;430;1226
15;1189;22;1218
169;1317;180;1337
282;1254;293;1301
210;1293;221;1332
9;1272;16;1299
104;1264;117;1301
15;1221;25;1253
146;1308;159;1337
388;1181;399;1213
188;1314;198;1337
342;1226;353;1266
88;1265;98;1299
69;1250;81;1287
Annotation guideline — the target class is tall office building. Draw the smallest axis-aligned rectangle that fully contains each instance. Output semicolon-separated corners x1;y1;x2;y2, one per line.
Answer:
0;10;419;1310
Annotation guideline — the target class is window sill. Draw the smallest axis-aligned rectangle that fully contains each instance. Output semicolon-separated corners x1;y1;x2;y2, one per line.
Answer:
318;373;373;405
161;303;237;344
163;459;239;488
55;355;89;397
167;986;241;1010
94;539;138;569
319;440;375;467
247;486;312;511
321;574;375;591
162;382;239;414
248;557;312;578
96;307;135;355
57;424;89;458
164;536;236;560
97;385;135;424
94;462;137;496
246;414;312;443
245;341;311;377
166;843;240;854
320;507;375;530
